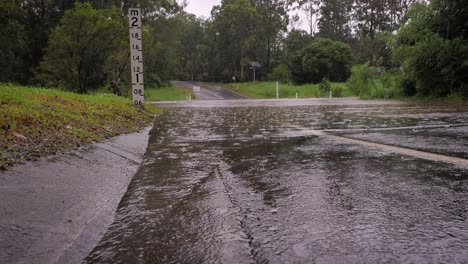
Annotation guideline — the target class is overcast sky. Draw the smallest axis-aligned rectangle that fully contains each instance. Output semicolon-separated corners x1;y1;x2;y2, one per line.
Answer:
184;0;309;31
185;0;220;18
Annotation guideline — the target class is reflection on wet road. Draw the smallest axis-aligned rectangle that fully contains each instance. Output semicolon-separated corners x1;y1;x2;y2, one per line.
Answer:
85;100;468;263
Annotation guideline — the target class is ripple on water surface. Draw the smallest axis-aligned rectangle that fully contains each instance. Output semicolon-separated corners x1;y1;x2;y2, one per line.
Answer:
85;104;468;264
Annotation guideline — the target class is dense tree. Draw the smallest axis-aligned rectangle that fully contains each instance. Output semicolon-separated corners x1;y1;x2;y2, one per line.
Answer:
211;0;257;81
317;0;352;42
301;38;354;83
37;2;127;93
3;0;463;100
393;1;468;96
256;0;289;74
284;29;313;84
352;0;422;64
0;0;29;83
174;13;206;81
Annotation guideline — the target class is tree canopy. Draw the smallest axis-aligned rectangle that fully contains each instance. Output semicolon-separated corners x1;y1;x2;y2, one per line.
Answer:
393;1;468;96
0;0;465;98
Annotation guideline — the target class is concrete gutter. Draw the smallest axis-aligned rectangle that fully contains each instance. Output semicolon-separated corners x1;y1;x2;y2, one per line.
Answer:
0;126;152;264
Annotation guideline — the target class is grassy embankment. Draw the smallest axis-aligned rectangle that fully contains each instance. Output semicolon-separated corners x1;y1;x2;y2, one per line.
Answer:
223;81;353;99
0;84;160;169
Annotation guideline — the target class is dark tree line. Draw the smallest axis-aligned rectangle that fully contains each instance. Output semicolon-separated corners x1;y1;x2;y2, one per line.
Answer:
1;0;466;97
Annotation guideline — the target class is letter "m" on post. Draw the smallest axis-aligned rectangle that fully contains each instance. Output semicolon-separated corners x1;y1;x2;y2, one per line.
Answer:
130;9;139;16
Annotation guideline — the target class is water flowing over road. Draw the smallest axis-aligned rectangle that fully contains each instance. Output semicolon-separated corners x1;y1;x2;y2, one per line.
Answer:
85;99;468;264
171;81;248;100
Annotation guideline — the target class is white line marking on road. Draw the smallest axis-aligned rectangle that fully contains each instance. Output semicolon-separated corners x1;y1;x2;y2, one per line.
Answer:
289;125;468;168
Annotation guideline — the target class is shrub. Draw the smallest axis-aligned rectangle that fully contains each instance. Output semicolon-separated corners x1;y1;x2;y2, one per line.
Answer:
319;78;331;93
392;3;468;97
399;77;417;96
268;64;290;83
347;64;377;97
331;85;344;97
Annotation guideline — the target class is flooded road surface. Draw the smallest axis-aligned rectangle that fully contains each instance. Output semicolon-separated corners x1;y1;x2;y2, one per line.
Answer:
85;99;468;264
171;81;248;100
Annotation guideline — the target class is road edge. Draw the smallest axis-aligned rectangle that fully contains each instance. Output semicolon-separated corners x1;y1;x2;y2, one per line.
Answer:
0;126;153;264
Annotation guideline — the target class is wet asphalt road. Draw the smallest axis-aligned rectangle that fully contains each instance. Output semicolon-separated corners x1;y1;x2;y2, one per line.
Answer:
171;81;247;100
85;99;468;264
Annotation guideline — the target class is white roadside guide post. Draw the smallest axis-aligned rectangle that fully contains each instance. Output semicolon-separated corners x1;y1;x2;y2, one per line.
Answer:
128;8;144;106
276;81;279;99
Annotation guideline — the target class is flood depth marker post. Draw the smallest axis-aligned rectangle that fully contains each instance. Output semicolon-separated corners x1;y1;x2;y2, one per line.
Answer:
128;8;144;106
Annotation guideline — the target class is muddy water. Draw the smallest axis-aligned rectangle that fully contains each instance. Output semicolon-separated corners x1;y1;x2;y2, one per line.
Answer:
85;102;468;264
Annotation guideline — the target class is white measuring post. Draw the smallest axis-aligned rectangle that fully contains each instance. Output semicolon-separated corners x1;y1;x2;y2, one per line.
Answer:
276;81;279;99
128;8;144;106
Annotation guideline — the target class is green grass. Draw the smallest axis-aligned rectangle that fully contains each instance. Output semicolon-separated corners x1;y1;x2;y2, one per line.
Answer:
223;81;354;99
0;83;159;169
145;86;194;101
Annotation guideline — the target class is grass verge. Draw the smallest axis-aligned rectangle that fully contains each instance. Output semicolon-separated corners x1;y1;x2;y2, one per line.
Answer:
223;81;353;99
0;83;160;169
144;85;194;101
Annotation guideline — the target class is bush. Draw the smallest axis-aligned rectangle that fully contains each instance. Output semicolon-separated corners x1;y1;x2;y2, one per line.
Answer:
399;77;417;96
392;2;468;97
331;85;344;97
347;65;408;99
347;64;377;97
268;64;290;83
319;78;331;92
145;73;166;89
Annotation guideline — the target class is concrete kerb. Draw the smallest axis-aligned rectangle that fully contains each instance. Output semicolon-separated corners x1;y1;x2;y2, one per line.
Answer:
0;126;153;264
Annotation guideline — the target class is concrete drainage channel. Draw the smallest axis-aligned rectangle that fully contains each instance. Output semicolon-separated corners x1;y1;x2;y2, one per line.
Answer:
0;126;153;264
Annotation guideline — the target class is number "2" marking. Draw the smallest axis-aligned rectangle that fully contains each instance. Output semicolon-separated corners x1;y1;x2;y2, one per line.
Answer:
131;17;138;27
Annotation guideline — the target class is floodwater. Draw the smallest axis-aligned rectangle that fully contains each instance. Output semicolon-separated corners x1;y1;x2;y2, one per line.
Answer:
85;99;468;264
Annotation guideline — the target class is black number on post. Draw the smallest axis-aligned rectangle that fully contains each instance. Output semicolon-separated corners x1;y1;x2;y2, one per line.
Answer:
131;17;138;27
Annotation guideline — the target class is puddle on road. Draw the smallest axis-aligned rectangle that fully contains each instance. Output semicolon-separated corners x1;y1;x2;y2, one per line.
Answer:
85;102;468;264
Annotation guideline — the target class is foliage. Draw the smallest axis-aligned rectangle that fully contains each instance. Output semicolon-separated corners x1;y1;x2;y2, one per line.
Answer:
331;84;344;97
0;0;29;83
318;0;353;42
37;2;127;93
268;64;291;82
301;38;354;84
284;30;314;84
174;13;209;81
347;64;415;99
393;1;468;96
224;81;353;99
1;0;464;101
347;63;377;97
207;0;288;81
319;78;331;92
0;83;158;169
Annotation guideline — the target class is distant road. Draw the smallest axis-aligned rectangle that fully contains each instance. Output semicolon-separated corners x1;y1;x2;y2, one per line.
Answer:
171;80;248;100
